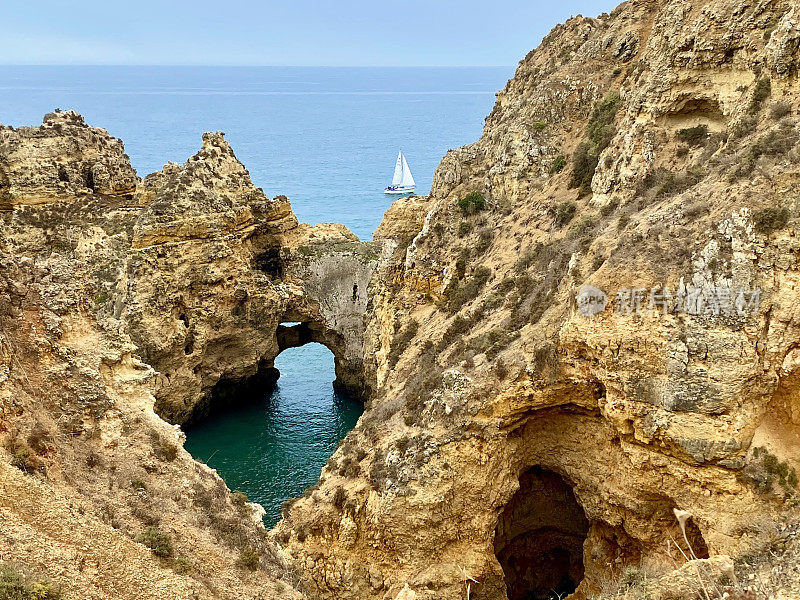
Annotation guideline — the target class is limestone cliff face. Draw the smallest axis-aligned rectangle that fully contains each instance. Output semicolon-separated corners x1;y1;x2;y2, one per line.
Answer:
120;131;295;424
3;2;800;599
276;1;800;599
0;113;376;599
0;110;137;209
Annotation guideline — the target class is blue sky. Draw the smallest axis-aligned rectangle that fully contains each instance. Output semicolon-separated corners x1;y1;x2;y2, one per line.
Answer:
1;1;621;66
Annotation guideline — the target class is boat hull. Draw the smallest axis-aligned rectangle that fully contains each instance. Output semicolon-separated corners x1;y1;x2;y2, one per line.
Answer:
384;186;415;194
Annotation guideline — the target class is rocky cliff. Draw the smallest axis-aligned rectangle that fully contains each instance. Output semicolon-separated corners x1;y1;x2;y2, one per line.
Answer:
0;111;374;599
2;1;800;599
276;1;800;599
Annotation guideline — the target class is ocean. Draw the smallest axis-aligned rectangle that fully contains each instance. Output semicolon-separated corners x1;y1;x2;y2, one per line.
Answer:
0;66;511;238
0;65;512;524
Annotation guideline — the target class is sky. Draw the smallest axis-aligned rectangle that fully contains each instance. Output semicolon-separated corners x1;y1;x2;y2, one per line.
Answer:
1;1;621;67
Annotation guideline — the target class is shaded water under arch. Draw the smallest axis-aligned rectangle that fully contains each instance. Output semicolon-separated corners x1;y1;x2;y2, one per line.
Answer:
184;342;363;526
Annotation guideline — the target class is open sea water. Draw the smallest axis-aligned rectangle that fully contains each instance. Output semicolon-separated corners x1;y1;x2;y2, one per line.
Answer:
0;65;512;524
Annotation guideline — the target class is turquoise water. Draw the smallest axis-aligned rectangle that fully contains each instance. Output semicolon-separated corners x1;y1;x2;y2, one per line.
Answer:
184;344;362;525
0;66;512;524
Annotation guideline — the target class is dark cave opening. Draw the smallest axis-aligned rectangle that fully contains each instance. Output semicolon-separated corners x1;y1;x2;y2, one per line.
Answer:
253;245;284;278
84;168;96;191
495;467;590;600
185;358;280;426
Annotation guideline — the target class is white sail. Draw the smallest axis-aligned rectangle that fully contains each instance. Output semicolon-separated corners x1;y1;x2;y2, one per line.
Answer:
391;151;403;186
399;153;415;187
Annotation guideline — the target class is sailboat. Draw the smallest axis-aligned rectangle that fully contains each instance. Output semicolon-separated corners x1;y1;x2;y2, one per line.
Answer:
384;151;416;194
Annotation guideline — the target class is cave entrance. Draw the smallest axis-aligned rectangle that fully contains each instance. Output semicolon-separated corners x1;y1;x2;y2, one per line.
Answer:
183;341;363;526
494;467;589;600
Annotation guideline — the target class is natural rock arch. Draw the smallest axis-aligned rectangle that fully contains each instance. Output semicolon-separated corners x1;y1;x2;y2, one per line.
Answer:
109;131;381;426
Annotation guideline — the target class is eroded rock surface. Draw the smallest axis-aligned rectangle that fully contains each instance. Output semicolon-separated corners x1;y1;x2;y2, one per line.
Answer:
0;110;137;208
0;114;376;599
275;1;800;599
3;1;800;599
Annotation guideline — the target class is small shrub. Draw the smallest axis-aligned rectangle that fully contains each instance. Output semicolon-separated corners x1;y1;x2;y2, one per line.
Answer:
388;319;420;368
231;490;248;507
752;206;790;235
587;92;622;148
438;314;474;350
599;198;619;217
568;93;622;196
743;447;798;496
759;123;800;156
495;359;508;380
173;556;193;575
617;214;630;231
457;221;472;237
550;154;566;174
458;191;486;215
0;564;62;600
150;433;178;462
237;547;260;571
620;566;646;587
395;436;410;453
445;268;492;313
569;142;598;195
533;120;547;131
280;497;298;519
515;273;535;296
454;253;467;279
473;266;492;284
638;167;703;201
731;114;759;139
332;486;347;510
497;276;516;295
192;482;225;512
514;244;542;272
8;444;40;475
553;201;577;228
131;479;147;492
475;228;493;253
749;78;772;114
470;329;519;360
337;455;360;478
26;425;53;456
684;200;709;219
86;451;102;468
734;122;800;179
677;125;709;147
770;101;792;120
570;215;596;238
138;526;173;558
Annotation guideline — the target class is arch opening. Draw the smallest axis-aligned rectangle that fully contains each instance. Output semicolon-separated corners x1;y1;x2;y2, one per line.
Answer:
276;315;367;401
184;342;363;526
495;467;589;600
